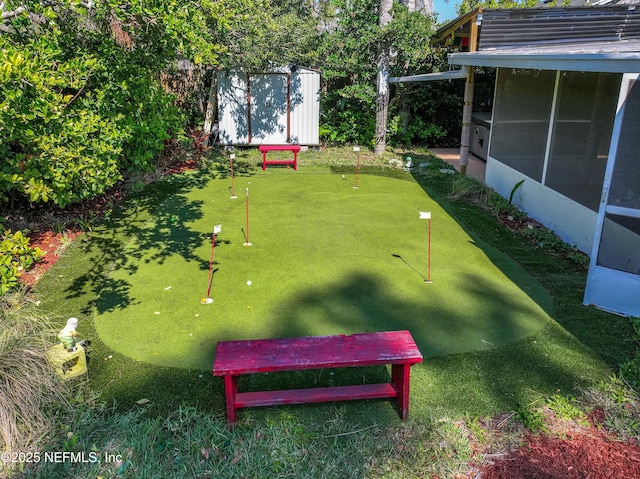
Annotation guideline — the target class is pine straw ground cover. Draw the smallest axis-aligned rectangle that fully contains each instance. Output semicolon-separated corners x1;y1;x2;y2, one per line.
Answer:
11;147;640;478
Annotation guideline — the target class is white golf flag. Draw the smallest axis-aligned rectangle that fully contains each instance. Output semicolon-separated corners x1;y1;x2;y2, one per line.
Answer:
214;224;222;234
353;146;360;152
419;211;431;220
230;154;235;160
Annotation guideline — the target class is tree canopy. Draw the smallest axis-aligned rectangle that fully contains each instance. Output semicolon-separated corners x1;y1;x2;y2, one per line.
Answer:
1;0;453;208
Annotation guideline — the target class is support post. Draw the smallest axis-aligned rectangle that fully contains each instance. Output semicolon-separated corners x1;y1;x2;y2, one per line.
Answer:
391;363;412;420
203;71;217;142
459;13;480;176
224;375;238;429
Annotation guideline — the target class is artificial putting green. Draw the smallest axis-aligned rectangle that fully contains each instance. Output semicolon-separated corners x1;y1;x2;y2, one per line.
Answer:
94;169;553;371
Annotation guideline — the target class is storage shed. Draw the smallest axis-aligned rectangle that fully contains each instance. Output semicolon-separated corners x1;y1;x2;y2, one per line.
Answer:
216;66;320;146
426;5;640;317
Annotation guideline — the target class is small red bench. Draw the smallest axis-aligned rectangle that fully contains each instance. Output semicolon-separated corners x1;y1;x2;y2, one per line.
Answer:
212;330;423;429
258;144;301;170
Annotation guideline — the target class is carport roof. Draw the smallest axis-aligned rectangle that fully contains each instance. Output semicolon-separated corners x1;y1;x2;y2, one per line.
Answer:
449;40;640;72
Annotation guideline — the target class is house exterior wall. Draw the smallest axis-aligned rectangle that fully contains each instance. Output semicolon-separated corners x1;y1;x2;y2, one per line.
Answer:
485;157;598;253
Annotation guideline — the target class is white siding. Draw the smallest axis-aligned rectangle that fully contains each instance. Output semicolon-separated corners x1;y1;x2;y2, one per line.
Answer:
217;67;320;146
217;71;249;145
290;69;320;145
485;157;598;254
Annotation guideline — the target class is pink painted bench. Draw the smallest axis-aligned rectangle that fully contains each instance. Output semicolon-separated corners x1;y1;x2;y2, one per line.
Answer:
212;330;423;429
258;144;301;170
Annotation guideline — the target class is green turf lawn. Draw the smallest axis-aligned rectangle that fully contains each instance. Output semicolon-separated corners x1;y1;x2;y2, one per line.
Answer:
93;168;553;371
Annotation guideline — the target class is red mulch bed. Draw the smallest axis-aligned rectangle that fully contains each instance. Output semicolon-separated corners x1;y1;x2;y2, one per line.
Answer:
476;408;640;479
21;230;82;287
481;431;640;479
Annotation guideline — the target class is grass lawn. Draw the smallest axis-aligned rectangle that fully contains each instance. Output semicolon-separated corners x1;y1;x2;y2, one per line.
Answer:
34;147;633;424
93;169;552;371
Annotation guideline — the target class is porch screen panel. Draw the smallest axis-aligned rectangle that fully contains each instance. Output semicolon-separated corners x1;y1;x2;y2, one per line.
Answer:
608;79;640;210
489;68;555;181
597;214;640;274
545;72;621;211
596;78;640;274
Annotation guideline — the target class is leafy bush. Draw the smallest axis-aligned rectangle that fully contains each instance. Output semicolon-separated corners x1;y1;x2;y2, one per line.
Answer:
515;404;547;433
0;230;43;295
0;5;186;209
389;115;447;147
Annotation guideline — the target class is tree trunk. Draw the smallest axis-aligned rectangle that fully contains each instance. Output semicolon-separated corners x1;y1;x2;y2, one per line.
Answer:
374;50;390;155
203;72;217;144
374;0;393;156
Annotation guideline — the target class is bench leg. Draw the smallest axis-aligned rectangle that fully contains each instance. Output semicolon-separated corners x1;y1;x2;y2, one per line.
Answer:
224;375;239;430
391;363;411;420
262;152;267;171
293;151;298;170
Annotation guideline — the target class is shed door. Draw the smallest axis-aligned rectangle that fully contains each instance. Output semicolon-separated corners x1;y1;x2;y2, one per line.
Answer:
584;74;640;317
249;74;288;144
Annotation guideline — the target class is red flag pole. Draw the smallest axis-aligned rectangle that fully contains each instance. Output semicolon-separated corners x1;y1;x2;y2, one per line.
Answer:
419;211;433;283
206;230;216;298
243;188;252;246
230;154;237;198
427;217;431;283
354;146;360;189
202;224;221;304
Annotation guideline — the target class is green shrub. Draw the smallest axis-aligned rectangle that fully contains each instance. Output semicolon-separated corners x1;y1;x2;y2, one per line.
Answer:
546;394;588;426
0;230;43;296
515;404;546;433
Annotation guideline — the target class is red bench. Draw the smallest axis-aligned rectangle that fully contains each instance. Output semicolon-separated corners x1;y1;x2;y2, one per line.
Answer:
258;144;301;170
212;330;423;429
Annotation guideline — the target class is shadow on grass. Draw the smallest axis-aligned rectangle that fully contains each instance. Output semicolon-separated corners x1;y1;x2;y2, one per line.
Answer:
36;156;628;425
93;270;606;424
57;168;227;316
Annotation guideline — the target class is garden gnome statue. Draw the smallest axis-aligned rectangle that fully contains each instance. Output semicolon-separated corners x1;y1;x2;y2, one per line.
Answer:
404;157;413;171
58;317;79;351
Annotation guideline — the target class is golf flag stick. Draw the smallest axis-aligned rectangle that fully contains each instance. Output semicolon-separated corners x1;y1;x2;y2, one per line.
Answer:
230;154;237;199
243;188;252;246
202;224;222;304
419;212;432;283
353;146;360;189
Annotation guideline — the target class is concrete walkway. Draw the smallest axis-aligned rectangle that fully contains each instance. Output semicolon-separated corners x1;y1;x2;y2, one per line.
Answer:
431;148;486;183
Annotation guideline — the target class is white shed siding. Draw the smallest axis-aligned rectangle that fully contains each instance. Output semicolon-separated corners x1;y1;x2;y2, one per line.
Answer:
217;71;249;145
290;69;320;145
217;67;320;146
249;73;289;145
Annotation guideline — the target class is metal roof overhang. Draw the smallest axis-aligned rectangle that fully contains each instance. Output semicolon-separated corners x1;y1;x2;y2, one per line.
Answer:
449;41;640;73
389;66;469;83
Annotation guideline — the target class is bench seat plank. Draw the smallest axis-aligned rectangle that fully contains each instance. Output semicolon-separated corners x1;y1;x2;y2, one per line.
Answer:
213;331;423;376
258;145;301;152
236;383;397;408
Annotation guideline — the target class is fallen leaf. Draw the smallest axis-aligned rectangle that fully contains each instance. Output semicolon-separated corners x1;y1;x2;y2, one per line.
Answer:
201;447;210;459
